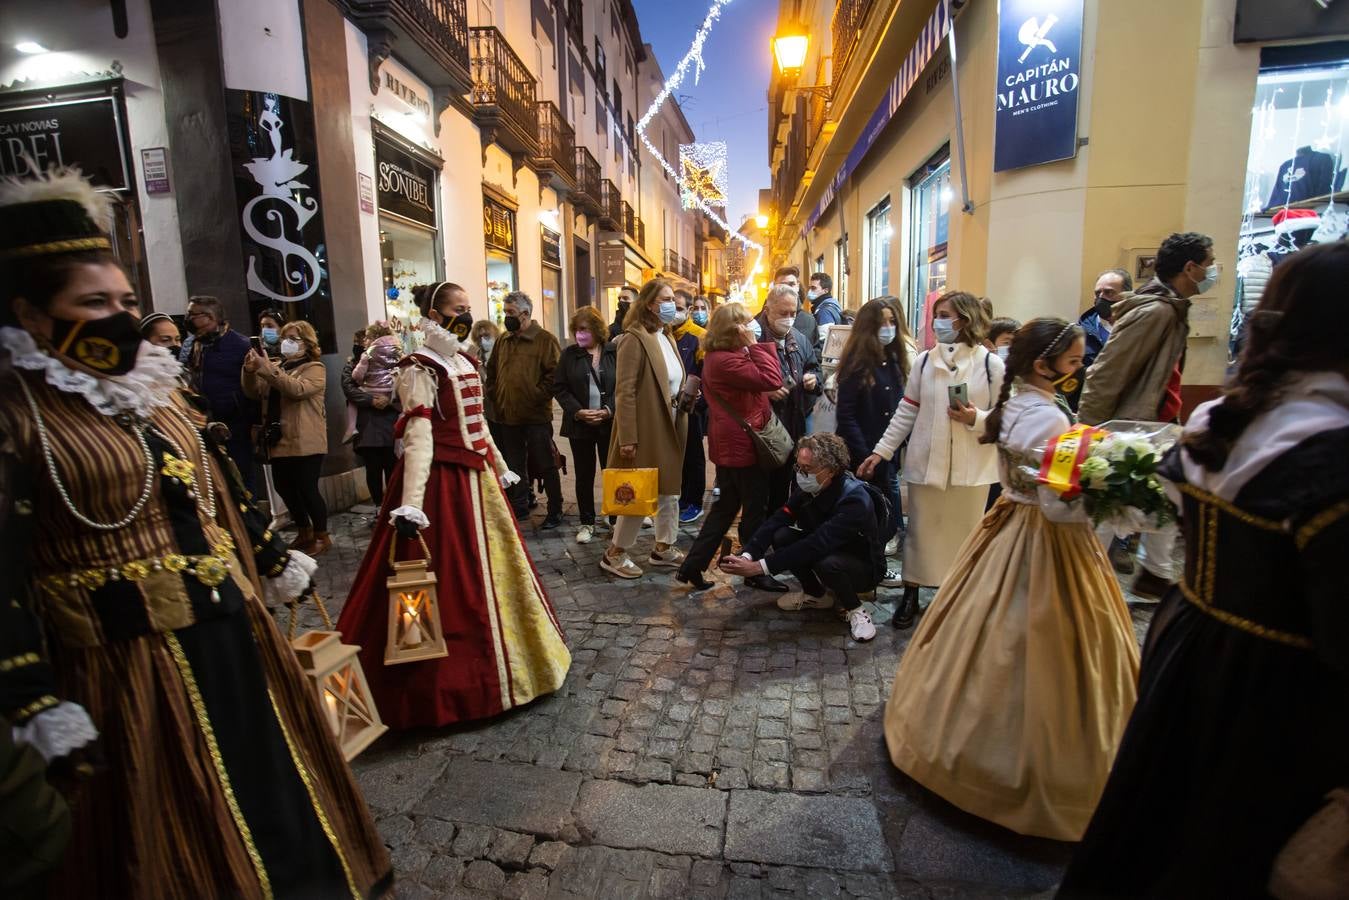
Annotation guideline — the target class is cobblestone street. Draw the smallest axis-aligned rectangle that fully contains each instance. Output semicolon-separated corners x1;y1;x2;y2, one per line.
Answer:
296;454;1157;900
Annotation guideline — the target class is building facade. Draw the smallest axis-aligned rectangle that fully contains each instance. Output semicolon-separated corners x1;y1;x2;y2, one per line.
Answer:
766;0;1349;411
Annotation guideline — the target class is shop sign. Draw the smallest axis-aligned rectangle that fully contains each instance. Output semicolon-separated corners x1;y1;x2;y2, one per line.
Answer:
1235;0;1349;43
226;89;334;350
484;197;516;254
141;147;170;195
0;96;129;190
358;172;375;214
599;245;626;287
541;226;562;268
375;136;437;229
994;0;1083;172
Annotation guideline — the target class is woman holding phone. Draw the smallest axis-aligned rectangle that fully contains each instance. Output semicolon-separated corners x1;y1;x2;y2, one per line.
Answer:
858;291;1003;628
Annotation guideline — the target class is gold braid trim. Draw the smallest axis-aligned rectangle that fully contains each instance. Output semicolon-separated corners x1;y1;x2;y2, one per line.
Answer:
1177;483;1287;533
0;237;112;259
13;694;59;722
1178;581;1314;650
266;690;362;900
0;652;41;672
165;633;273;900
1296;498;1349;550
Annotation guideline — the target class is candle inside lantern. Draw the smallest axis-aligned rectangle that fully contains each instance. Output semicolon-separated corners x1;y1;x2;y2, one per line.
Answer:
401;608;423;645
324;690;339;722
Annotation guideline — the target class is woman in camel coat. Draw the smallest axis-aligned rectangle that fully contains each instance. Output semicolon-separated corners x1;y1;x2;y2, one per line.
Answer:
601;278;688;579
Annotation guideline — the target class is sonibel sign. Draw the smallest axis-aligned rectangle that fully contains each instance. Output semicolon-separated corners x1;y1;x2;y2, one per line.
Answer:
374;134;438;230
994;0;1084;172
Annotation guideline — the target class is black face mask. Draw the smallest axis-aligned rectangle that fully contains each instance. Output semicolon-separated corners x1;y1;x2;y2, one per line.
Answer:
167;344;183;358
503;315;522;333
449;311;474;341
352;343;365;359
1050;365;1084;396
1092;296;1114;322
49;311;145;376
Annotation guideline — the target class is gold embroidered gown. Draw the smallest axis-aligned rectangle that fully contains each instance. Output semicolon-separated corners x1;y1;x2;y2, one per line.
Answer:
0;349;391;899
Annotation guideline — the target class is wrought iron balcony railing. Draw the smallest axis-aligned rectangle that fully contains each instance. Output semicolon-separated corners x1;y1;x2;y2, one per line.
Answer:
566;0;585;46
574;147;602;212
832;0;876;89
599;179;623;230
532;101;576;189
622;201;636;240
469;26;539;158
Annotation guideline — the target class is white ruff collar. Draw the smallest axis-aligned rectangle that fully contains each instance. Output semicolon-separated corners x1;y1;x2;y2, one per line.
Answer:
419;321;464;360
0;325;183;418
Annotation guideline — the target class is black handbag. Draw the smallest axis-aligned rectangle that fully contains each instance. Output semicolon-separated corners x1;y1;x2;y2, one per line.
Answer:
705;385;793;471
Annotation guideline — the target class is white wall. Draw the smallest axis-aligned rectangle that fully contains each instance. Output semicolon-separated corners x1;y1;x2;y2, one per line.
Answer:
1;0;189;312
218;0;309;99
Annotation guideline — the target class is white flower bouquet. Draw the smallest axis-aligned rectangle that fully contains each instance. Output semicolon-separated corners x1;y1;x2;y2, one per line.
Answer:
1028;420;1182;534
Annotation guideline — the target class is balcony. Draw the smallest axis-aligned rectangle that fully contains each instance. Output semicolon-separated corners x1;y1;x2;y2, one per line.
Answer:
338;0;472;128
621;201;637;240
566;0;585;46
663;248;679;274
469;26;539;162
637;218;646;250
599;179;623;231
573;147;601;215
531;101;576;190
832;0;877;87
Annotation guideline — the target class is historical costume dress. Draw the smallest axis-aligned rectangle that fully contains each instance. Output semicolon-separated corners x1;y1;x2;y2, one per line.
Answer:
1059;371;1349;897
0;326;391;898
337;324;569;729
883;387;1140;841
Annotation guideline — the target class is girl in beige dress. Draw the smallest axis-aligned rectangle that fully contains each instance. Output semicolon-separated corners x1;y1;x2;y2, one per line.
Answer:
883;318;1139;841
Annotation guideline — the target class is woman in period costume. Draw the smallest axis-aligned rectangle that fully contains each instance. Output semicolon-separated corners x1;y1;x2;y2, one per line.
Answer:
336;319;570;729
1060;242;1349;897
883;319;1140;842
0;169;391;897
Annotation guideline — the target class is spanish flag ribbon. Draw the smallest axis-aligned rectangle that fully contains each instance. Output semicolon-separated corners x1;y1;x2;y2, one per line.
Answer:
1037;424;1105;499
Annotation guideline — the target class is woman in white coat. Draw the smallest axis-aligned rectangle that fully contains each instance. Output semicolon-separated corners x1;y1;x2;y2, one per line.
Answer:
859;291;1004;628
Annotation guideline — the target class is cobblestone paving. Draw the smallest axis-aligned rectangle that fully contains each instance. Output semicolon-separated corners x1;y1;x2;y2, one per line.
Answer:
298;458;1157;900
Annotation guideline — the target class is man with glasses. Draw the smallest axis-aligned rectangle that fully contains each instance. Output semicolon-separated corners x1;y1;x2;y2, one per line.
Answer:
718;433;886;642
184;295;257;487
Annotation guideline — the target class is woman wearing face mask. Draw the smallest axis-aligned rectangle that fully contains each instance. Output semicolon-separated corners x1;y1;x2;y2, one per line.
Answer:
884;318;1139;842
138;311;183;359
985;317;1020;359
601;279;689;579
257;308;286;359
552;306;617;545
243;321;331;555
675;302;782;591
690;296;711;329
858;291;1004;628
835;297;914;585
672;290;708;524
0;168;390;897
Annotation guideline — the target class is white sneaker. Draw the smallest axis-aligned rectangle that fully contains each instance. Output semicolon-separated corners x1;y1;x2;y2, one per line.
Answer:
777;592;835;611
642;516;654;528
712;487;721;498
880;569;904;588
885;536;899;556
848;607;877;642
648;546;684;568
576;525;594;544
600;552;643;579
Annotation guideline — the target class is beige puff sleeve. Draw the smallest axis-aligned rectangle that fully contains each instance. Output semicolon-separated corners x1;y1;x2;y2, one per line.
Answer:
386;361;438;528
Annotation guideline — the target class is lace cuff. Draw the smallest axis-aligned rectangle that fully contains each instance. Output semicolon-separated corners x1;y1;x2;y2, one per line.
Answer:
500;471;521;487
13;701;99;763
390;506;430;528
261;550;318;608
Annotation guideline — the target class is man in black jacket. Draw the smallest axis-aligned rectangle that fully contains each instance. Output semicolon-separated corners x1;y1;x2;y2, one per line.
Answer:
757;284;822;514
720;433;883;642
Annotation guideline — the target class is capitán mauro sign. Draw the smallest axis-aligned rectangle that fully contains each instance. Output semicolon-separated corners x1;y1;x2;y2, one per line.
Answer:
994;0;1083;172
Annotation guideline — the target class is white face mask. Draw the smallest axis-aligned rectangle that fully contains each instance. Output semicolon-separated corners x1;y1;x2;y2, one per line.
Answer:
806;288;821;301
774;317;796;336
878;325;897;345
796;470;823;494
673;310;688;325
996;345;1010;361
933;317;960;344
280;338;302;357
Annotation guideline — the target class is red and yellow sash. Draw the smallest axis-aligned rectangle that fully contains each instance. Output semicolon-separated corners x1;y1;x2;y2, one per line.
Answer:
1037;424;1105;499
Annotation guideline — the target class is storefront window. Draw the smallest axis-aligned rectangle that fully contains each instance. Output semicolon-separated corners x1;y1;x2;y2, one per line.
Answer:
541;226;564;336
865;197;892;300
909;156;951;337
484;196;518;323
374;128;442;317
834;236;848;308
380;217;437;301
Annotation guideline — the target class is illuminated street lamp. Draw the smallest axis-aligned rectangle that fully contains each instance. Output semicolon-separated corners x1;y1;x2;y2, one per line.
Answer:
772;25;831;100
754;214;769;229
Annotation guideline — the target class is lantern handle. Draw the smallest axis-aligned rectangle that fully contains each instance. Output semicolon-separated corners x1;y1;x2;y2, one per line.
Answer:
388;532;434;569
286;585;335;640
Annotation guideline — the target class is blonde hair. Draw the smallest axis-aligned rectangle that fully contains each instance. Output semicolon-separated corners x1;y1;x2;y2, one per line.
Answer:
934;290;991;346
281;320;322;361
703;301;752;352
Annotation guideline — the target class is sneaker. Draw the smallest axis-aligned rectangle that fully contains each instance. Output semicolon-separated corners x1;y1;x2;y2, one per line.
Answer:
848;607;877;642
884;536;899;556
712;487;721;498
1130;569;1173;602
642;516;654;528
600;551;643;579
880;569;904;588
648;546;685;568
679;505;703;524
777;591;835;611
576;525;594;544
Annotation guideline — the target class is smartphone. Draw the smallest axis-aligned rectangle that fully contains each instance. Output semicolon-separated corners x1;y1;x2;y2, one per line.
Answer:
249;336;263;354
948;382;969;410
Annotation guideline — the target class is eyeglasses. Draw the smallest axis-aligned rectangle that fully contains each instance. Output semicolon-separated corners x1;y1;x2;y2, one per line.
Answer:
187;311;211;319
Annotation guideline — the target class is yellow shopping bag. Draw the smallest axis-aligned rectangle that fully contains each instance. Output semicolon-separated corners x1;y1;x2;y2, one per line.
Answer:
601;467;659;517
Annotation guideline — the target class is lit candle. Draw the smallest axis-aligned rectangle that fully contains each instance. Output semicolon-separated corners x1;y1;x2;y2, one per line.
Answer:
402;609;423;645
324;691;339;722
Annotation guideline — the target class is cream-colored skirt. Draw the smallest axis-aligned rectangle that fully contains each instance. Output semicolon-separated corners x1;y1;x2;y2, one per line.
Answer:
901;482;990;587
884;499;1140;841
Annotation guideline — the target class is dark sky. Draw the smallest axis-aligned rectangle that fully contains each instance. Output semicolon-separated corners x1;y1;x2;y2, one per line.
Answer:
633;0;777;227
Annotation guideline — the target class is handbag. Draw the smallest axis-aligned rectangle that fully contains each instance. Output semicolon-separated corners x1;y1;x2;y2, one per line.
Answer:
1269;787;1349;900
601;467;659;517
705;385;794;471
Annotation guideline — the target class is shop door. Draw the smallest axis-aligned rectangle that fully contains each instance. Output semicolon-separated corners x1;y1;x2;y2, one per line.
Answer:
574;238;593;308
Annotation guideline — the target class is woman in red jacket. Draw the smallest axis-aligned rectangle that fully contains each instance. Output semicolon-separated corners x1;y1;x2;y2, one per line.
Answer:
676;302;784;590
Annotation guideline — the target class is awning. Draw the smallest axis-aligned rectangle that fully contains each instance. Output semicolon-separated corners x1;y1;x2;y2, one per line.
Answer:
802;0;954;237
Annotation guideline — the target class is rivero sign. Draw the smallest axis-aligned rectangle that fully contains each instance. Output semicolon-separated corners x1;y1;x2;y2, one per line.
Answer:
994;0;1083;172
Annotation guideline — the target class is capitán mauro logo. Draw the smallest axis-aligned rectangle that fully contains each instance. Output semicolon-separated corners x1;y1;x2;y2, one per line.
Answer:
999;12;1078;114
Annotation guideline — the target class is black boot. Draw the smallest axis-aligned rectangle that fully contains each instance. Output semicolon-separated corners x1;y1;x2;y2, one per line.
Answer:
894;585;920;629
676;569;714;591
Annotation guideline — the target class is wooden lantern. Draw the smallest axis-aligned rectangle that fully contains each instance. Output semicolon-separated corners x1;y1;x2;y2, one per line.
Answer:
384;536;449;665
292;631;387;760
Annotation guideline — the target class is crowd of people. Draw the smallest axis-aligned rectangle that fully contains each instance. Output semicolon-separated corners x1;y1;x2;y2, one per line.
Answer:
0;161;1342;900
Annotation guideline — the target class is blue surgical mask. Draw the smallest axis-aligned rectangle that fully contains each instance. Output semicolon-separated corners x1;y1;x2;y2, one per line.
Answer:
748;318;762;340
692;310;708;326
658;300;678;324
260;327;279;345
933;317;960;344
1195;264;1220;294
795;470;823;495
878;325;897;345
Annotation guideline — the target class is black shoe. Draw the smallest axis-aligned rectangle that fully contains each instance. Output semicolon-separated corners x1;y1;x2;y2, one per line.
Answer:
1130;569;1173;601
1108;537;1136;576
894;585;920;629
676;570;714;591
745;574;789;593
541;513;563;530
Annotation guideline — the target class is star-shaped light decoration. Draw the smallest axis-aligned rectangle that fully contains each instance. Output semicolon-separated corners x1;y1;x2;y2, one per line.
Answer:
680;142;728;210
